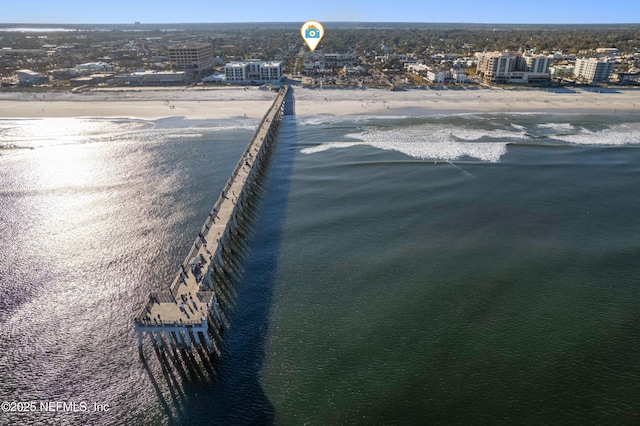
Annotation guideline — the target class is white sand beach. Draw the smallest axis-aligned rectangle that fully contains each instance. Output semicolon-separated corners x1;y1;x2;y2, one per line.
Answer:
292;86;640;117
0;87;276;120
1;85;640;120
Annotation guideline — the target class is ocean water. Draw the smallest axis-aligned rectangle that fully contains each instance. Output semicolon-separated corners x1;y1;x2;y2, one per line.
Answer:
1;110;640;425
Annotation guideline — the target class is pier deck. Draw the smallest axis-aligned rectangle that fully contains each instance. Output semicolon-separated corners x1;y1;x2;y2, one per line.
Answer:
134;86;288;349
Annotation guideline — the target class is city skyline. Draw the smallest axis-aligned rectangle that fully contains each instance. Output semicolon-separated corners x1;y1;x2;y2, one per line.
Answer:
1;0;639;25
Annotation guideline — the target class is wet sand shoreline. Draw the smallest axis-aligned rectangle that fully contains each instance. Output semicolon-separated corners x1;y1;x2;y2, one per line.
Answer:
1;85;639;120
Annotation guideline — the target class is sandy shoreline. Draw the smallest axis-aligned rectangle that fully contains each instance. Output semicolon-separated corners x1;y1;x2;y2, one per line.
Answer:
1;86;640;120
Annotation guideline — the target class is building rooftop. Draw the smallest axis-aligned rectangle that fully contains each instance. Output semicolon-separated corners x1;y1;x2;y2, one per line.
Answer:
226;62;248;68
15;69;42;76
169;42;211;49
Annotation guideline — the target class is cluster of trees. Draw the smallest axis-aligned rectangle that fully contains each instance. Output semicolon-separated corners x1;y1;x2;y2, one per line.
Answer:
1;24;638;78
3;24;640;56
316;27;640;56
205;26;640;73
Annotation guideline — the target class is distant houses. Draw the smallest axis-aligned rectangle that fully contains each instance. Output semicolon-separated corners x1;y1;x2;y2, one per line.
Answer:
343;65;366;76
302;52;357;75
324;53;358;68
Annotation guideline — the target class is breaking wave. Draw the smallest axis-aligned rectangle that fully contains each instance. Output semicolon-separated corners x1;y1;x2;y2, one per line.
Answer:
551;123;640;146
300;124;515;162
299;115;640;161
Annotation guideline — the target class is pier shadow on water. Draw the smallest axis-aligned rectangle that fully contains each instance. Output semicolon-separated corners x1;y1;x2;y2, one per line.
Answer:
143;89;298;425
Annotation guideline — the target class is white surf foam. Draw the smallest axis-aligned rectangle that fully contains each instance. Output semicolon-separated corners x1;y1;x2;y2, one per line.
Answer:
302;125;511;162
453;128;529;141
297;114;409;127
300;142;366;154
552;124;640;146
537;123;576;132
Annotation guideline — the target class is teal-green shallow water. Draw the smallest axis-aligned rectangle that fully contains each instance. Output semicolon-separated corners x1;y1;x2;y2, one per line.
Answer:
261;113;640;424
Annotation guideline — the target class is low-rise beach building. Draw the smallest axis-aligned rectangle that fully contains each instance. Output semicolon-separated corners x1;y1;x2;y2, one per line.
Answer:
111;70;186;86
324;53;358;68
75;62;114;75
303;52;358;74
406;64;468;84
343;65;366;75
611;70;640;84
201;72;226;83
550;64;575;75
303;56;325;74
550;64;576;81
451;69;468;83
596;47;619;55
15;69;48;85
70;76;100;86
49;68;80;80
427;69;447;83
405;63;429;75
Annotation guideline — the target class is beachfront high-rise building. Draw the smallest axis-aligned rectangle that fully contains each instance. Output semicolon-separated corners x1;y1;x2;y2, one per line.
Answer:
223;61;282;83
523;54;552;75
574;58;614;84
476;51;518;83
476;51;551;84
224;62;250;81
259;62;282;81
168;42;214;75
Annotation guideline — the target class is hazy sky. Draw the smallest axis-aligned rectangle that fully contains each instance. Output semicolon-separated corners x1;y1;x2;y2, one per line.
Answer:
1;0;638;24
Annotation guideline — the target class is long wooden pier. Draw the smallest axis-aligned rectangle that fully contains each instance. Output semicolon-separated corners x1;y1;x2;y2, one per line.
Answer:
134;85;289;351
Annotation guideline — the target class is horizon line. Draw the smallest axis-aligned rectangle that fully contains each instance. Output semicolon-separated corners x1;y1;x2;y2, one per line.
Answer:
1;21;640;26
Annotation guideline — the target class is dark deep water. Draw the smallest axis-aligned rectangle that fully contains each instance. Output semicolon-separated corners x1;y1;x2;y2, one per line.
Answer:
1;112;640;425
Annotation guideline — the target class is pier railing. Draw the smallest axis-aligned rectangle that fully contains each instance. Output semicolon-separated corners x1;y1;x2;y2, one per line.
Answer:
134;86;288;350
164;86;288;297
130;86;285;305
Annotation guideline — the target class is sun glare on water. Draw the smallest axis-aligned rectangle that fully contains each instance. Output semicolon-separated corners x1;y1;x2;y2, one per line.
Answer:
19;119;115;190
10;118;113;146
